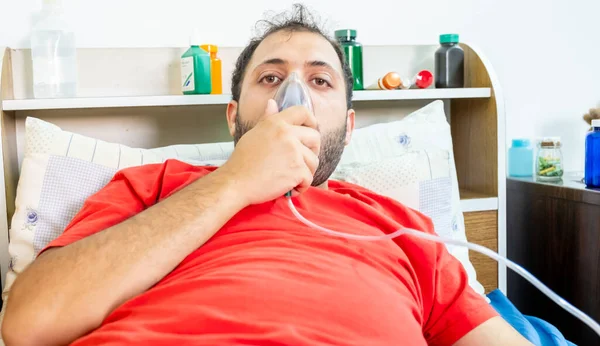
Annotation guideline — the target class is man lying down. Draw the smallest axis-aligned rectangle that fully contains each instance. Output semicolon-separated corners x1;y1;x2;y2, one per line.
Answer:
2;5;531;346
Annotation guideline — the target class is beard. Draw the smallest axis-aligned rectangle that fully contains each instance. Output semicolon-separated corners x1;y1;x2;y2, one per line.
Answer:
233;113;347;187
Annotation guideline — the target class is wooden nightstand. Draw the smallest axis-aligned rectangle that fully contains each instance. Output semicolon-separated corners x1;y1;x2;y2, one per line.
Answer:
507;173;600;346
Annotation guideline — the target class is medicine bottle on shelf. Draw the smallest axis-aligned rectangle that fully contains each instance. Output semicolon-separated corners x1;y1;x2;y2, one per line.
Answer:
181;29;211;95
435;34;464;88
365;72;401;90
200;44;222;94
335;29;363;90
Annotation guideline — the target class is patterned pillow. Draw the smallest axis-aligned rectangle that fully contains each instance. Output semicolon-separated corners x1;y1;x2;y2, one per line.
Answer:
0;117;232;339
333;151;483;294
336;100;484;295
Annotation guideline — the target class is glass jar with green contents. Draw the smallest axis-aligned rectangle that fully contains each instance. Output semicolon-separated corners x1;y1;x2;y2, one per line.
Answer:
536;138;564;182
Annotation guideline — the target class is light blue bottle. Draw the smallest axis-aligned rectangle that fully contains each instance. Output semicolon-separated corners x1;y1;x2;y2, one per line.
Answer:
508;139;534;177
584;120;600;188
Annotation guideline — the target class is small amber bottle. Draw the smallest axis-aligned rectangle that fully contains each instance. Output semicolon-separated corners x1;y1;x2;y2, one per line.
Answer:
200;44;222;94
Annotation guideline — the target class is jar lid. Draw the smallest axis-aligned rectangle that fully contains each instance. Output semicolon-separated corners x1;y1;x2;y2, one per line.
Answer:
440;34;459;44
592;119;600;127
512;138;531;147
335;29;357;40
539;137;561;148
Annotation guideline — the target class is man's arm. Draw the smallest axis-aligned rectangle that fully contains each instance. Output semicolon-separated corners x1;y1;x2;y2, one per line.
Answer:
454;316;533;346
2;101;320;346
2;168;244;346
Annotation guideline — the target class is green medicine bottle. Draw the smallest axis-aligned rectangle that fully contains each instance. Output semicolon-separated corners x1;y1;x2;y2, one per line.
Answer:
335;29;363;90
181;30;211;95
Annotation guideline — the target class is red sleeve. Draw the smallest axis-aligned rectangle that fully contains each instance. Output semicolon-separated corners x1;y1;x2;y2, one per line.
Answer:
39;160;212;255
395;207;499;345
422;240;498;345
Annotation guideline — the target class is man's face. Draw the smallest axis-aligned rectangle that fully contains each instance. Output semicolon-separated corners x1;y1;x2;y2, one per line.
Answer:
227;30;355;187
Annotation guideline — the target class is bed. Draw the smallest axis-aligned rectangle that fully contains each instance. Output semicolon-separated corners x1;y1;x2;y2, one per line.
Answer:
0;45;575;345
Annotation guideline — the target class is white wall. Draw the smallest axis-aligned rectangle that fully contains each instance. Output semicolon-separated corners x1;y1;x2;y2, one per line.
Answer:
1;0;599;171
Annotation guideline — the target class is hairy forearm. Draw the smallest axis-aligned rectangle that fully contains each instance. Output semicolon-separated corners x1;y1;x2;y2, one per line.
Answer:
3;169;244;346
454;317;533;346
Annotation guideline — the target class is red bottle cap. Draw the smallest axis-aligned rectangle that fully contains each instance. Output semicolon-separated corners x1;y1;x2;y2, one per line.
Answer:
415;70;433;89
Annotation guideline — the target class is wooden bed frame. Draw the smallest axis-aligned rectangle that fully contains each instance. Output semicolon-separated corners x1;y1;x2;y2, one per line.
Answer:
0;43;506;294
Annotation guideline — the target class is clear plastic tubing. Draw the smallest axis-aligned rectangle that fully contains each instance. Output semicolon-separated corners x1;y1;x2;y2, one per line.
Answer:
286;196;600;337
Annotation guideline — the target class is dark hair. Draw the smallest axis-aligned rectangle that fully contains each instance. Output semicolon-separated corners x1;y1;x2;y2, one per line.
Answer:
230;3;353;109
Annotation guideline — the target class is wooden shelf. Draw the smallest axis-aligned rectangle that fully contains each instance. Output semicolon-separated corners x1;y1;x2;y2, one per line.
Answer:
352;88;491;102
460;188;498;212
1;88;491;111
1;94;232;111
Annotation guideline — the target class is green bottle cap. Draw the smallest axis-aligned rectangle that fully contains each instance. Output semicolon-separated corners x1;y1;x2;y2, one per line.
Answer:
335;29;357;40
440;34;459;44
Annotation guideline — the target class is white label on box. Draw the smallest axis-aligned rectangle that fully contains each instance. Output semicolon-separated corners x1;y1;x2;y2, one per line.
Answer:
181;57;194;92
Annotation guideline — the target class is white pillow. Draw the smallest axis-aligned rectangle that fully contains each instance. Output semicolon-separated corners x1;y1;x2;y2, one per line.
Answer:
0;118;233;340
336;100;484;295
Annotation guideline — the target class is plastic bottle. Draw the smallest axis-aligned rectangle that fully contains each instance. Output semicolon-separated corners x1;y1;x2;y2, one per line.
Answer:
200;44;222;94
365;72;401;90
181;30;211;95
435;34;464;88
335;29;363;90
508;139;534;177
30;0;77;99
585;119;600;188
393;70;434;90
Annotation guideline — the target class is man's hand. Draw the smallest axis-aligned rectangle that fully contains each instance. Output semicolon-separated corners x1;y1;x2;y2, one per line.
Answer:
220;99;321;205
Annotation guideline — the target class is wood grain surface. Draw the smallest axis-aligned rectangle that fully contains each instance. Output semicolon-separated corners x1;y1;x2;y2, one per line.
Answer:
464;211;498;293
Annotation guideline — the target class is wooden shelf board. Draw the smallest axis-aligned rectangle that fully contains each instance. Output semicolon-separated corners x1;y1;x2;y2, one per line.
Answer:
2;88;491;111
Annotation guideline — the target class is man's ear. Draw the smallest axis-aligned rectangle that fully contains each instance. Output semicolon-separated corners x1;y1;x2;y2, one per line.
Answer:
344;109;356;146
226;100;238;137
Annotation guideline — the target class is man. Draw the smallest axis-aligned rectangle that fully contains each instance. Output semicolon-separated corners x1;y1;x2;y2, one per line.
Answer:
2;5;531;346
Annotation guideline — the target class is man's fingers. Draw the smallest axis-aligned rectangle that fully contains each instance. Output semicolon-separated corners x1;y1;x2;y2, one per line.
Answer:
280;106;318;129
263;99;279;117
293;165;314;195
300;145;319;176
290;126;320;156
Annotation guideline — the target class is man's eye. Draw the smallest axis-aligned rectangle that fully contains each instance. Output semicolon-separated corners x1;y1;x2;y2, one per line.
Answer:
312;78;331;88
260;75;281;85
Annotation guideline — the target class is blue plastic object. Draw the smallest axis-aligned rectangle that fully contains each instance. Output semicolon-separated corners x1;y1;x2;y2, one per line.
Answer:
509;139;534;177
487;289;575;346
585;121;600;188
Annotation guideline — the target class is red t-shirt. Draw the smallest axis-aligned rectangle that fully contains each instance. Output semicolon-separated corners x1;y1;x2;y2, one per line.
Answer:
43;159;497;345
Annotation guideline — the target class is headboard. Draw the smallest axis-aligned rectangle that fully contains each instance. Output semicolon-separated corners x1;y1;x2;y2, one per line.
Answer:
0;43;506;294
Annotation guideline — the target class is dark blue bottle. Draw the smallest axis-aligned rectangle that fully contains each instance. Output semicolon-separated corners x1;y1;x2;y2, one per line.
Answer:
584;120;600;188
